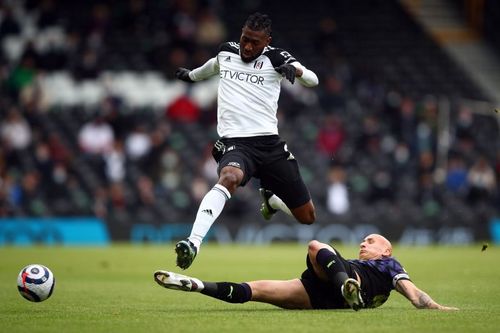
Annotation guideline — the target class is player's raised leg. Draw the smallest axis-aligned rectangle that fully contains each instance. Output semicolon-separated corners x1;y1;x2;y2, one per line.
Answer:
259;188;279;220
153;270;312;309
307;240;364;311
259;155;315;224
154;270;252;304
175;184;231;269
259;188;315;224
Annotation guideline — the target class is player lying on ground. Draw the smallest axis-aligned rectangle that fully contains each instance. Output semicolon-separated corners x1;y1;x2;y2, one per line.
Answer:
154;234;458;311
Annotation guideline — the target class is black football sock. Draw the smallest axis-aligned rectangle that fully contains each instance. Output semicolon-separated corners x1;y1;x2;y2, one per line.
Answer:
315;248;349;288
200;282;252;304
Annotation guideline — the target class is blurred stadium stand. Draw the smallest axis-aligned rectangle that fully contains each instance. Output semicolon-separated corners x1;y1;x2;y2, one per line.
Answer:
0;0;498;244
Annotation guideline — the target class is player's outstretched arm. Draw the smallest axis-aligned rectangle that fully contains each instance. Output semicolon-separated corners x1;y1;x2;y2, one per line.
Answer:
395;279;459;310
291;62;318;87
176;57;219;83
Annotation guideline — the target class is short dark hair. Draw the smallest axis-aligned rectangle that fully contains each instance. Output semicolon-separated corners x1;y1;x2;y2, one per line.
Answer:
244;12;272;36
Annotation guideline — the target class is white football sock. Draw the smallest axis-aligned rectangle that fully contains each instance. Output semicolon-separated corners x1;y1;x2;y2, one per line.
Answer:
188;184;231;250
269;194;292;216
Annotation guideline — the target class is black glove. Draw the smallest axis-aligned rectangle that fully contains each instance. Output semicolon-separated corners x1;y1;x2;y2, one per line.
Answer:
175;67;194;83
275;64;296;84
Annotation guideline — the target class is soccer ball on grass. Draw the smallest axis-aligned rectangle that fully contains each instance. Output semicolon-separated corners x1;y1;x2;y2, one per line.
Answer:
17;264;55;302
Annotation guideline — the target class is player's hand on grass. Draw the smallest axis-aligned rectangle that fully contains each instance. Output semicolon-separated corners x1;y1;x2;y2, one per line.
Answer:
175;67;194;83
275;64;296;84
438;305;459;311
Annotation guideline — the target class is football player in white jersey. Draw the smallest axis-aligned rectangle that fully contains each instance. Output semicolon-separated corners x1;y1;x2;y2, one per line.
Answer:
174;12;319;269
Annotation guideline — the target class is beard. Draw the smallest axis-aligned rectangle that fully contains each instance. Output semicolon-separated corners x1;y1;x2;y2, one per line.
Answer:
240;50;262;63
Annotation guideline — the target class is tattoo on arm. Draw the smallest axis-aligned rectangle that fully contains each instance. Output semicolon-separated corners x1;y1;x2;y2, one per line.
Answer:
397;281;438;309
414;290;435;309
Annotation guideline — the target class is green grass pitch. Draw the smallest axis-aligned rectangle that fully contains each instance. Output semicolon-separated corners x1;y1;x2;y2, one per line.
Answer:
1;243;499;333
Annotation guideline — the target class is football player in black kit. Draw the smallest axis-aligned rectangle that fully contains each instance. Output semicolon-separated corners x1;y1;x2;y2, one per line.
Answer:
154;234;458;311
173;12;319;269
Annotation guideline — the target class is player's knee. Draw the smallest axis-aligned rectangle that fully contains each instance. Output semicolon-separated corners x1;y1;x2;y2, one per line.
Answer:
218;169;242;192
307;240;322;255
298;209;315;225
308;240;335;257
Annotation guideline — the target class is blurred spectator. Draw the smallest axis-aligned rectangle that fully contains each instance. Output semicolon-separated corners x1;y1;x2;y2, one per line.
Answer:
18;170;47;216
166;95;200;123
45;162;72;214
326;165;350;215
33;141;54;183
47;133;72;165
314;17;338;58
0;107;32;169
455;105;474;141
368;169;395;203
445;154;468;195
108;182;128;213
135;175;156;207
143;120;171;178
93;186;109;218
199;143;218;184
160;47;190;79
316;115;345;160
392;142;411;174
318;73;345;109
125;124;152;161
467;156;497;204
190;175;210;204
418;150;435;175
78;114;114;155
36;0;60;29
416;121;434;155
159;147;182;190
6;44;39;98
85;3;111;44
170;0;198;51
73;48;100;80
417;171;442;218
358;115;382;156
0;171;16;216
1;107;32;151
0;186;15;216
195;8;226;48
396;96;418;152
104;139;126;183
0;6;21;39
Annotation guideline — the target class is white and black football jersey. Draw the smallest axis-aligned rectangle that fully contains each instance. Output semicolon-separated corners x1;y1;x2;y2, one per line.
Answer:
215;42;296;138
190;42;315;138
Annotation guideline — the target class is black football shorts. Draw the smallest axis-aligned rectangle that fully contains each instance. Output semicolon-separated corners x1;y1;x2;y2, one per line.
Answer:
300;251;355;309
215;135;310;209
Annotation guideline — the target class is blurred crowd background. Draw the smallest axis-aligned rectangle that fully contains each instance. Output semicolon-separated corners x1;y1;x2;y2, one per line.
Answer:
0;0;499;242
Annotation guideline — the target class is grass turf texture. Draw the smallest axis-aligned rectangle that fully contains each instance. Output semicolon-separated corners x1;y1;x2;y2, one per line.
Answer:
1;243;499;333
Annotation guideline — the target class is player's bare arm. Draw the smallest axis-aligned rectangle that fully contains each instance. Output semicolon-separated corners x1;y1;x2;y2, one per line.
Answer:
395;279;458;310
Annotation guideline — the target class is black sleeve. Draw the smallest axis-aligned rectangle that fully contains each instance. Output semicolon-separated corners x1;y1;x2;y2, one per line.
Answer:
264;47;297;68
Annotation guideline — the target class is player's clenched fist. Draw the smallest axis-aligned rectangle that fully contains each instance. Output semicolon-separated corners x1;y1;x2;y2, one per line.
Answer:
175;67;194;83
275;64;296;84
